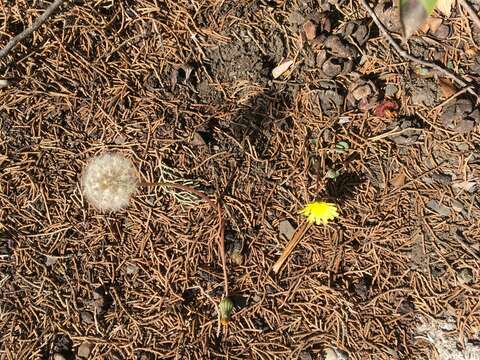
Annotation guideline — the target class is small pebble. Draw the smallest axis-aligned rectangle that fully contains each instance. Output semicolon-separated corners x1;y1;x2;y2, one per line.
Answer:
426;200;451;216
80;311;94;324
303;20;317;40
126;264;139;275
384;84;398;97
53;354;66;360
78;342;93;358
457;268;474;284
279;220;295;240
451;200;464;212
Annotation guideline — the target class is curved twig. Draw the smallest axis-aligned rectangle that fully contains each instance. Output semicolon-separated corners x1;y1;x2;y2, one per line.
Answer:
0;0;66;59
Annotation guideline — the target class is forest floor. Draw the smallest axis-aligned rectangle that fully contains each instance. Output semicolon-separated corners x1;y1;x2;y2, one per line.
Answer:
0;0;480;359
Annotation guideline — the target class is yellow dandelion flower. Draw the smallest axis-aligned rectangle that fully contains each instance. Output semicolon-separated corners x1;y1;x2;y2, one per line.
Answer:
300;200;339;225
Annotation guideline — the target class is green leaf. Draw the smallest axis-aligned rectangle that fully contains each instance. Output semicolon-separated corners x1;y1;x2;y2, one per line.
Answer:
335;141;350;153
400;0;438;38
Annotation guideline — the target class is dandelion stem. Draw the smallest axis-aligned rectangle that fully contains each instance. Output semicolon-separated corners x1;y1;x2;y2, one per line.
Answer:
141;181;229;296
272;220;312;274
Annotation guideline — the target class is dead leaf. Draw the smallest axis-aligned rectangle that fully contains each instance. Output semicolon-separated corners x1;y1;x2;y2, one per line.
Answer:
374;100;398;117
419;17;443;33
303;20;317;40
436;0;455;17
272;59;294;79
391;171;406;188
438;78;456;98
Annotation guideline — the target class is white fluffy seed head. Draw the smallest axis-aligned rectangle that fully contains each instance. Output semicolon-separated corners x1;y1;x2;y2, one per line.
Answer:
82;153;138;211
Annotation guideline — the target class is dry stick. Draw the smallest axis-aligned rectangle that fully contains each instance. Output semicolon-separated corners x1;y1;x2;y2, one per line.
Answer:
0;0;66;59
142;181;229;296
459;0;480;31
272;220;312;274
359;0;476;97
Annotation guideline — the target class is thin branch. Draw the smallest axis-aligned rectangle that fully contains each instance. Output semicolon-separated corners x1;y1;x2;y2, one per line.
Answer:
0;0;66;59
458;0;480;31
272;220;312;274
359;0;476;97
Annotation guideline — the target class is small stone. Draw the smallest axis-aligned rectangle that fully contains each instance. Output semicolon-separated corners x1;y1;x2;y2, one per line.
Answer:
440;321;456;331
45;255;59;266
78;342;93;358
80;311;94;324
322;58;343;78
458;268;474;284
451;200;464;212
303;20;318;40
434;24;451;39
324;35;357;58
126;264;139;275
384;84;398;97
352;84;372;101
252;294;261;303
53;354;66;360
431;173;452;184
279;220;295;241
452;181;477;193
426;200;451;216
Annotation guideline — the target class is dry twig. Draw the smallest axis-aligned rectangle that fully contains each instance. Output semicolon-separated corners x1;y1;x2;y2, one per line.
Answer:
0;0;66;59
359;0;476;97
272;220;312;274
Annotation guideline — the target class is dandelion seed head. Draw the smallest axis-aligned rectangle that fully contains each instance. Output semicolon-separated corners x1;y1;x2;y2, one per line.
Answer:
82;153;138;211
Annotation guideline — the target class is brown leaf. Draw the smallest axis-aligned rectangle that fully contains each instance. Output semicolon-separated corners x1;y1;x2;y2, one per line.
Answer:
374;100;398;117
438;78;456;98
418;17;443;33
391;171;406;188
303;20;317;41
